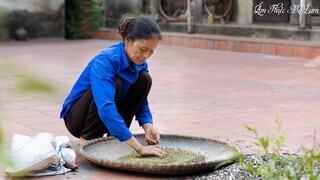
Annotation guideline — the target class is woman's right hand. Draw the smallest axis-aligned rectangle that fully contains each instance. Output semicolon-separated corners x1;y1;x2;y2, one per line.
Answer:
125;136;165;157
136;145;165;157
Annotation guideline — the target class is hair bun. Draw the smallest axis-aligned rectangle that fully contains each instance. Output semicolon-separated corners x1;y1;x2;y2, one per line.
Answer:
119;17;133;38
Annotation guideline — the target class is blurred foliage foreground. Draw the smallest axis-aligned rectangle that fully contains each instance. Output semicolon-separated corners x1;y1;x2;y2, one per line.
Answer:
1;62;56;94
0;6;8;28
0;61;56;169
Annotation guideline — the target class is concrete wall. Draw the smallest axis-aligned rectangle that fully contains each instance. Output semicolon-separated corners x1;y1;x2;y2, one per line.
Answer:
233;0;253;25
0;0;63;12
0;0;64;39
105;0;143;26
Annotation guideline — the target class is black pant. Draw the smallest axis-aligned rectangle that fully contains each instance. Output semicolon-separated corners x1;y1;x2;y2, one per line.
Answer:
64;71;152;140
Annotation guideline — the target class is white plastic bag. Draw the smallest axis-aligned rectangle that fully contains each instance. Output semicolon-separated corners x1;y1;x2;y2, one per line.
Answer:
55;136;77;169
5;133;72;176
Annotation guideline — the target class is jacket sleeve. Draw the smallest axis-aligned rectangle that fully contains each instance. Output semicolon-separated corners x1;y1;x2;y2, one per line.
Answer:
135;99;153;126
135;64;153;126
90;57;132;142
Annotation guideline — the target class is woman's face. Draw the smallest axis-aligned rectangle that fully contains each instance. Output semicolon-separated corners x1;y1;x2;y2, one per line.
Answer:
125;37;159;65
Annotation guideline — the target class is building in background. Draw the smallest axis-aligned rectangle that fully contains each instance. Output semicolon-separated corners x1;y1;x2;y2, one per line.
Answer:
0;0;64;40
1;0;320;42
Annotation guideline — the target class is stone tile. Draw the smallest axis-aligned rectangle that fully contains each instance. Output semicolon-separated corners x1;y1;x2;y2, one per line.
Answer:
2;109;46;119
14;116;59;125
12;100;56;107
155;120;202;132
31;122;67;133
1;121;30;133
1;104;26;111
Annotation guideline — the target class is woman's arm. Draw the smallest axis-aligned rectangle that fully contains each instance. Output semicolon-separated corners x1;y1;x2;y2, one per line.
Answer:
142;123;160;145
125;136;165;157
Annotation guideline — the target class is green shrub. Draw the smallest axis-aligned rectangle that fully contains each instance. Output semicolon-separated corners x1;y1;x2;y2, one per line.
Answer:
92;0;105;29
65;0;83;39
65;0;104;39
0;6;8;28
240;114;320;180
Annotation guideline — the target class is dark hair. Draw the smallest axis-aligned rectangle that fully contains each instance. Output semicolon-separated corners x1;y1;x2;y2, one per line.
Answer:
118;16;162;41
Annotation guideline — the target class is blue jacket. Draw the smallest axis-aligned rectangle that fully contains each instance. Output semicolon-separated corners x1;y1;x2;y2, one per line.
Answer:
60;42;153;141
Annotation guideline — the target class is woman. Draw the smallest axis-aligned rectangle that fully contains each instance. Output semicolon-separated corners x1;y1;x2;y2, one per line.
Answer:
60;16;165;157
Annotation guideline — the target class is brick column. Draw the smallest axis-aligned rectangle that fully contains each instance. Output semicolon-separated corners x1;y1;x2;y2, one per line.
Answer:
78;0;93;38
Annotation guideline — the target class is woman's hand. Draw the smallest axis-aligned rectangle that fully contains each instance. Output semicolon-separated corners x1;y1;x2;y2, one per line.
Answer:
143;123;160;145
136;145;165;157
125;136;165;157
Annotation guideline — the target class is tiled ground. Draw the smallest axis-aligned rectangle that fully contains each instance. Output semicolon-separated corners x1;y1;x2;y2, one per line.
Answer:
0;39;319;179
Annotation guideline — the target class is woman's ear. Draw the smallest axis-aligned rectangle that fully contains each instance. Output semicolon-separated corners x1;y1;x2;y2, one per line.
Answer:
124;39;129;48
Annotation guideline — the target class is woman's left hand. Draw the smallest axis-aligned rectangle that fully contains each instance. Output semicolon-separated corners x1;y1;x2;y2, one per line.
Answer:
143;123;160;145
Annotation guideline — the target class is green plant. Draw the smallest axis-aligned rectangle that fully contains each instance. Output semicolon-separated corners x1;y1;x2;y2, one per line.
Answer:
0;120;13;168
240;114;320;180
65;0;103;39
92;0;105;29
0;6;8;28
294;133;320;180
65;0;83;39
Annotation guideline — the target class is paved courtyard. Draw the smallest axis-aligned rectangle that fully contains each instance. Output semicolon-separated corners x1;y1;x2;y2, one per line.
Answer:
0;39;319;179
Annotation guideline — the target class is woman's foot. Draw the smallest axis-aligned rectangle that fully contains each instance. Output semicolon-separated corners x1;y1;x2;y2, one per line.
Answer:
79;137;87;145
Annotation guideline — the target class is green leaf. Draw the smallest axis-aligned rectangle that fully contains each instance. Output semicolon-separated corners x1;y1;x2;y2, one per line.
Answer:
284;165;294;179
246;162;254;173
246;125;255;132
259;137;269;150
